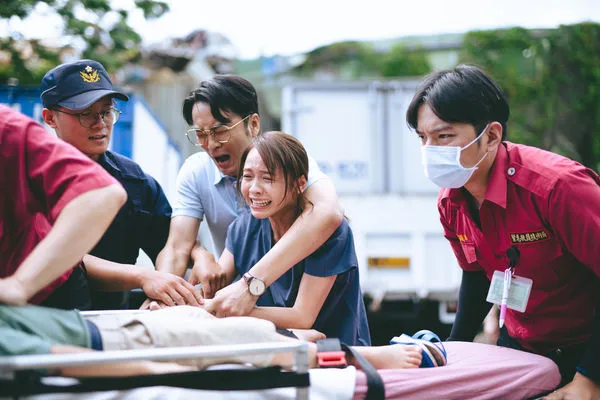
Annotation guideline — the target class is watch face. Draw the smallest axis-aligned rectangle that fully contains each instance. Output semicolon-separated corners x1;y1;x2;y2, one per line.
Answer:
249;278;265;296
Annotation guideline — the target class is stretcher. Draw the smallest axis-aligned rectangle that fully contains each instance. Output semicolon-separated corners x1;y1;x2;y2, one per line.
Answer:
0;308;561;400
0;341;312;399
0;341;561;400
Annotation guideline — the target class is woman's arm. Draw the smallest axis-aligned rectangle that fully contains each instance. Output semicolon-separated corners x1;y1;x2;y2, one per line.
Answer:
204;178;343;317
249;178;343;286
249;273;336;329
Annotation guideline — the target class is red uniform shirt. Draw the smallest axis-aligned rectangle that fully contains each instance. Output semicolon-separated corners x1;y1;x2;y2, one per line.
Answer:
0;105;119;303
439;142;600;354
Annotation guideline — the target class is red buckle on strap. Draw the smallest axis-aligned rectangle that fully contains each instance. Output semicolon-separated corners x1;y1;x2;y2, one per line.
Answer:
317;351;347;368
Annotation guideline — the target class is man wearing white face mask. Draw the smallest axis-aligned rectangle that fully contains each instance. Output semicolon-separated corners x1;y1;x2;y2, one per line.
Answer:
420;123;490;189
406;64;600;400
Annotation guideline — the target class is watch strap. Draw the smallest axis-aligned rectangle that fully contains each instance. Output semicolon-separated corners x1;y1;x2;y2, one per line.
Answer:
242;273;251;285
243;272;265;296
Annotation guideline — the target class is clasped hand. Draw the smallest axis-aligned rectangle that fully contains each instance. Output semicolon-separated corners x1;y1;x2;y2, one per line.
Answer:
188;259;228;299
203;279;258;317
139;270;203;309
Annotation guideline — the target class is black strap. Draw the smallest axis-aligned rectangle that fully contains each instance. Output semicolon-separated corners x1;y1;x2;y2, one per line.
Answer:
316;338;343;352
316;339;384;400
0;366;309;397
341;343;385;400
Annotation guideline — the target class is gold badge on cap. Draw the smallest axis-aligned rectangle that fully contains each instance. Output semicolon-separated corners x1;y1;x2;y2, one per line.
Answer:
80;65;100;83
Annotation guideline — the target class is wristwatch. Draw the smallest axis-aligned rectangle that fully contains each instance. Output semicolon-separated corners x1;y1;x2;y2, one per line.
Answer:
243;273;266;296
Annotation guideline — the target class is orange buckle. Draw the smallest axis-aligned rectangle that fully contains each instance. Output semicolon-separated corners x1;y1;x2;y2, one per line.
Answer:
317;350;347;368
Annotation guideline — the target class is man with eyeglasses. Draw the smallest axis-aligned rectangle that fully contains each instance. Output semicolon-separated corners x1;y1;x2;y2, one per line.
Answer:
40;59;201;311
152;75;344;318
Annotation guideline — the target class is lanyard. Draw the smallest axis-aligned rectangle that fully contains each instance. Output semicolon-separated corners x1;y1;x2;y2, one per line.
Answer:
499;246;520;328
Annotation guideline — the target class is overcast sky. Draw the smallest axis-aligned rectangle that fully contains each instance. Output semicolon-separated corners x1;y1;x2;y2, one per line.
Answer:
4;0;600;59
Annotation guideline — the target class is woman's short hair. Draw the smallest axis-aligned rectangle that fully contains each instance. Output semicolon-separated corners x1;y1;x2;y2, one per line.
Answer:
238;131;309;205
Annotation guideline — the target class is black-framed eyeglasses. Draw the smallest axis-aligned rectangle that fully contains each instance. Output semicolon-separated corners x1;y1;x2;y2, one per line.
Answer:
186;115;251;147
54;108;121;128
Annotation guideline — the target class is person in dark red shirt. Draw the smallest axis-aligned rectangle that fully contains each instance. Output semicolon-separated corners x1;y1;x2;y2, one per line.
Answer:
406;65;600;399
0;105;127;307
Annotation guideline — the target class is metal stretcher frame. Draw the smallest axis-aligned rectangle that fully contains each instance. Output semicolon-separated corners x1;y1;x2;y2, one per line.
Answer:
79;309;151;317
0;342;310;399
0;309;311;400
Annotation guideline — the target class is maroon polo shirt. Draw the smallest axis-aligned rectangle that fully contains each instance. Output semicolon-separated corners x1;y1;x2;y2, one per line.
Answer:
439;141;600;354
0;105;119;304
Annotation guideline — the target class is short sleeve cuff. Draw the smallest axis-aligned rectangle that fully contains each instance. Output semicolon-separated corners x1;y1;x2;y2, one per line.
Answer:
171;208;204;220
306;154;326;188
50;175;119;221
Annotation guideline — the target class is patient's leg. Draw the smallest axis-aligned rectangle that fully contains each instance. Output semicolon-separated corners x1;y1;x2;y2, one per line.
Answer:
351;344;422;369
134;308;422;369
91;306;286;368
90;306;421;371
270;335;422;370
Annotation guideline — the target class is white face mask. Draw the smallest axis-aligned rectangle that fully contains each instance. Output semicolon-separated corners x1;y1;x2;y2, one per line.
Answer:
421;124;489;189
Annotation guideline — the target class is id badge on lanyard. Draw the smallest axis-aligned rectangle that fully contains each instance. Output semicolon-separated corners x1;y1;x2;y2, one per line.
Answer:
486;246;532;318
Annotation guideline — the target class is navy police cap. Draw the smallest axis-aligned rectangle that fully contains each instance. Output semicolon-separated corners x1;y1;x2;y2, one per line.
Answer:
41;59;129;110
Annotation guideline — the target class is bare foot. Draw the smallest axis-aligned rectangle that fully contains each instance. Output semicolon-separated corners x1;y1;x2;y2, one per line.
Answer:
358;344;422;369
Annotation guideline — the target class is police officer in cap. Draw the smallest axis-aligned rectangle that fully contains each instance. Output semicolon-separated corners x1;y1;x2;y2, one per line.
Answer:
41;59;202;310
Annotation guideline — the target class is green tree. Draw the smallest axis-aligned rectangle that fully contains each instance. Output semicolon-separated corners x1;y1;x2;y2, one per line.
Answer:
380;43;431;78
0;0;169;84
547;23;600;170
461;28;547;146
294;41;380;79
461;23;600;170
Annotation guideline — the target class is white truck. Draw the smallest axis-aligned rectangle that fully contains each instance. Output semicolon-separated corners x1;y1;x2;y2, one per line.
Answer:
281;80;461;344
